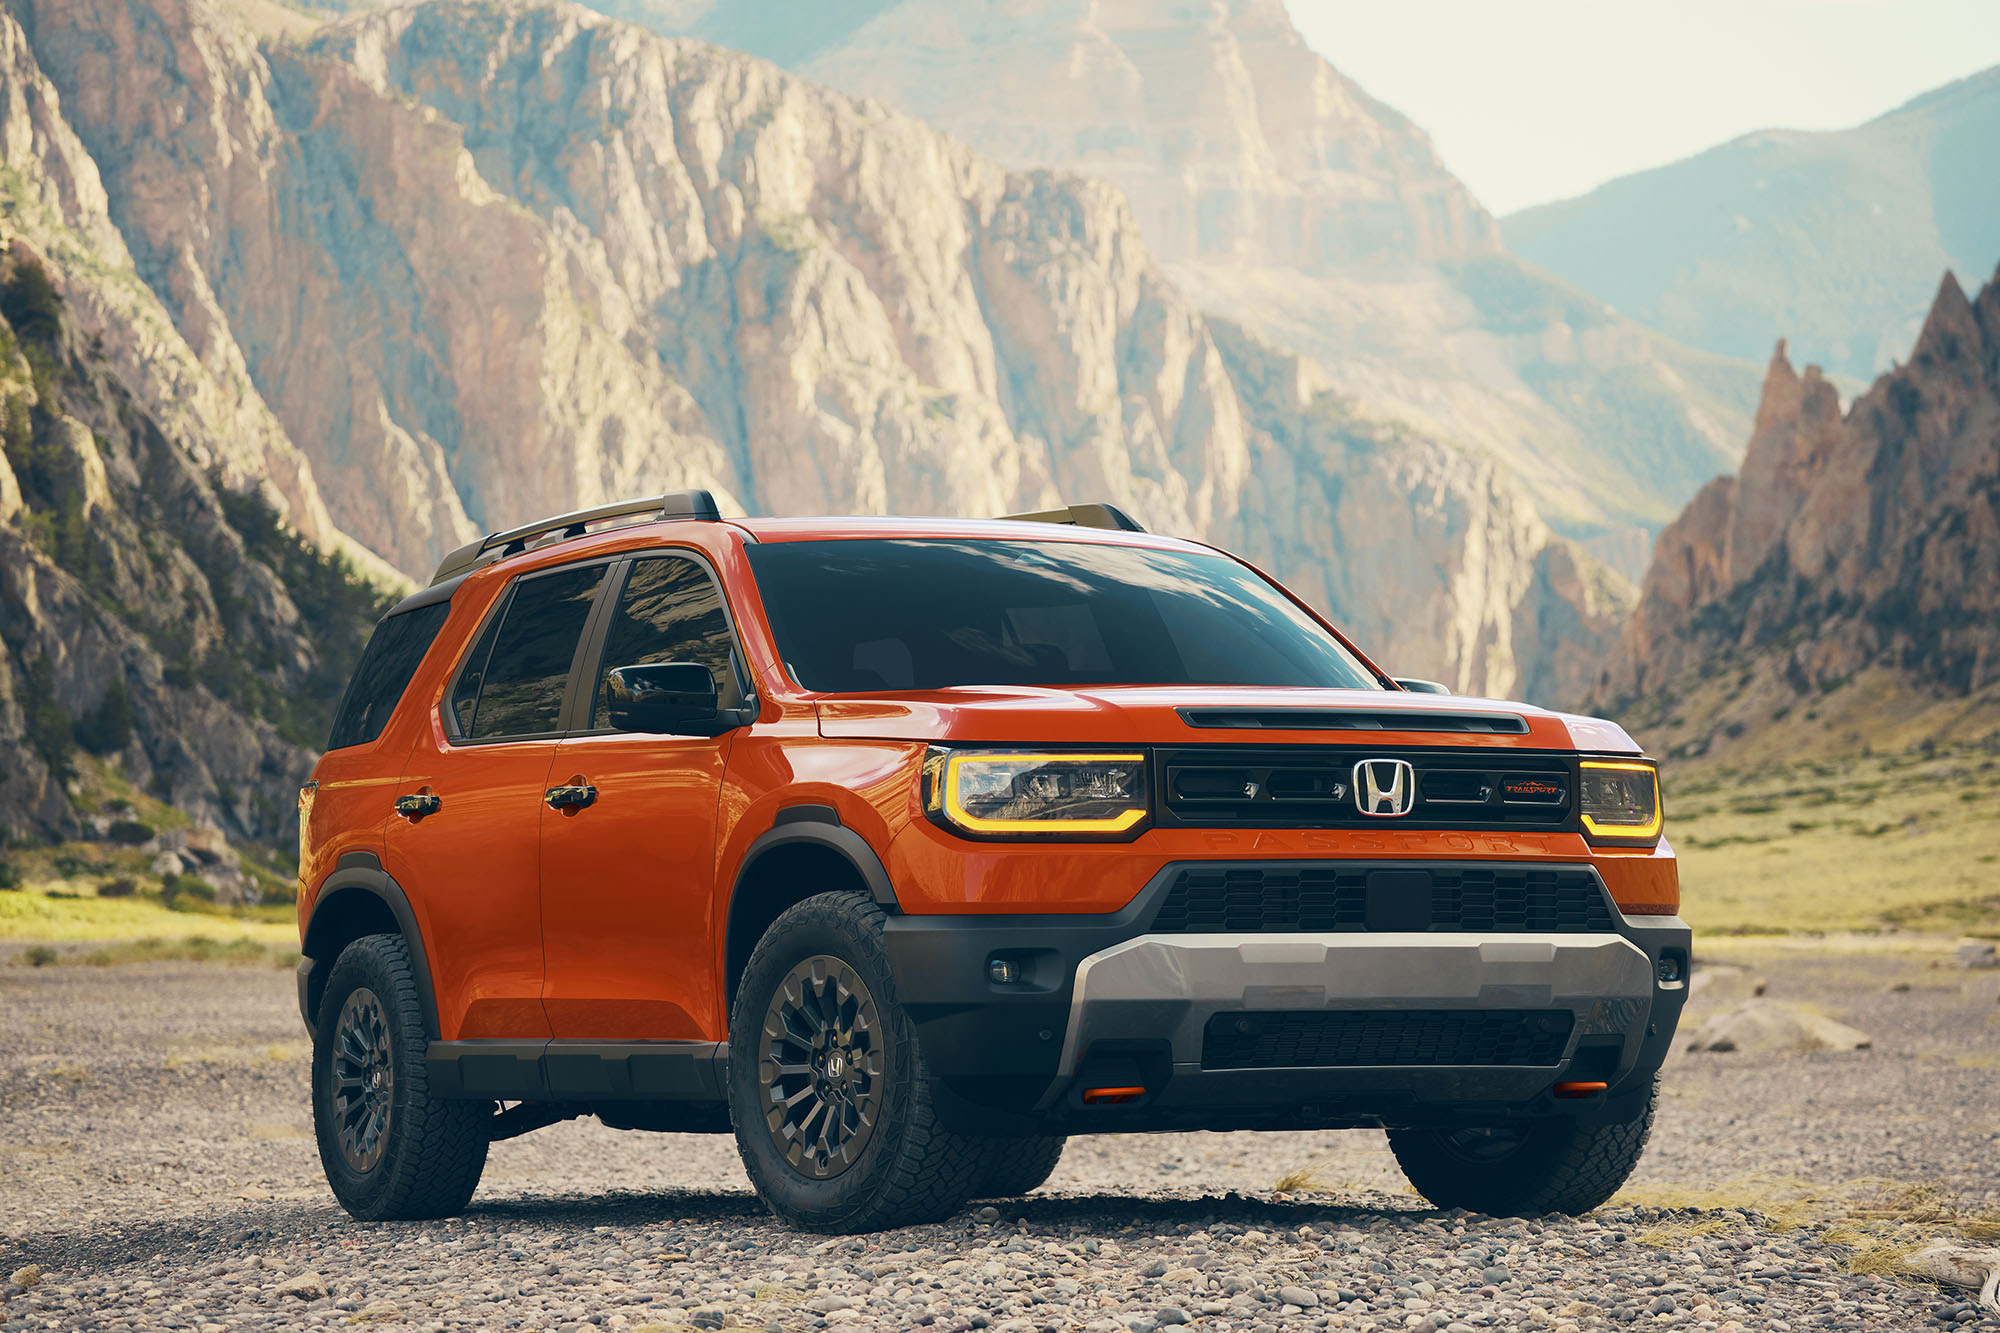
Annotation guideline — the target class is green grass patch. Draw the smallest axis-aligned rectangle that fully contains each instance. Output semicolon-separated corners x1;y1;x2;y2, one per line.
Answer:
72;935;300;968
0;886;296;945
1669;739;2000;935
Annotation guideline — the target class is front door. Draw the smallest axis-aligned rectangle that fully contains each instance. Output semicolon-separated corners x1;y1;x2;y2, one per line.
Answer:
386;560;611;1041
540;552;745;1040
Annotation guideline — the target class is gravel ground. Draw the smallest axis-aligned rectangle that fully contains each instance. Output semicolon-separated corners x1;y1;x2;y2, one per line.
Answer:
3;944;1998;1332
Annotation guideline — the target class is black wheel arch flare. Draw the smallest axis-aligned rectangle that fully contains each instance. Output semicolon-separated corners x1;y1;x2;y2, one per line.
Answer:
300;851;442;1040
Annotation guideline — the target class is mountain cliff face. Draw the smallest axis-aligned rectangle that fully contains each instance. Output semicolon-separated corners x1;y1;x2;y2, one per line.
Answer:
1594;267;2000;758
616;0;1760;564
1;0;1626;704
0;242;389;840
1507;67;2000;382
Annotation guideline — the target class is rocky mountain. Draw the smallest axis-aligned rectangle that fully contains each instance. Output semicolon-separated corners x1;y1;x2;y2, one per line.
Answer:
1593;267;2000;762
604;0;1761;568
1;0;1629;710
0;240;390;841
1507;66;2000;383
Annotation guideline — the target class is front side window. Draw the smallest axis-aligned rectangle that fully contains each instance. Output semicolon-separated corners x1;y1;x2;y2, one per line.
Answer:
453;563;606;739
326;601;451;751
743;538;1381;692
589;555;743;728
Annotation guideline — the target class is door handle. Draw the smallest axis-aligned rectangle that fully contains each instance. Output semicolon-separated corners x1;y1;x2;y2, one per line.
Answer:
394;792;441;820
545;784;597;811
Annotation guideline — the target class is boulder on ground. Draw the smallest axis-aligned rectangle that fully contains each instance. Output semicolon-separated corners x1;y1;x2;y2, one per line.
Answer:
1958;942;1999;971
274;1271;328;1301
1683;998;1872;1054
1688;963;1768;1003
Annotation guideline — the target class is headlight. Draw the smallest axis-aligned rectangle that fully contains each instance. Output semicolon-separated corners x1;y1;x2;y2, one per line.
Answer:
1578;760;1663;843
925;748;1149;839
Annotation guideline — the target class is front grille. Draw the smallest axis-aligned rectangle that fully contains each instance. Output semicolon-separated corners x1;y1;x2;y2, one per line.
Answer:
1158;745;1573;830
1201;1009;1574;1070
1149;863;1616;934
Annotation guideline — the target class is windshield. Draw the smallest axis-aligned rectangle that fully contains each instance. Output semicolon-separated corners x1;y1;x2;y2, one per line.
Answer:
744;538;1382;692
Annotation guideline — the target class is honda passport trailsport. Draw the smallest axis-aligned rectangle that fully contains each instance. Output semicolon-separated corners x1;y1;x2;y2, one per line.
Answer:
297;491;1688;1232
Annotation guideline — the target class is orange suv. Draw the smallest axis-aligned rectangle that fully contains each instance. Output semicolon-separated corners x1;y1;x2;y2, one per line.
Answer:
297;491;1687;1232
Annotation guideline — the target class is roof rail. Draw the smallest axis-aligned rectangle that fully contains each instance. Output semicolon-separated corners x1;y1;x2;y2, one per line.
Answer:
428;489;723;586
997;502;1146;533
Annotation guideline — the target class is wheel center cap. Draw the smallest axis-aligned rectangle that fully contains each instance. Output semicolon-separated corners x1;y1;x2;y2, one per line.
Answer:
825;1051;846;1078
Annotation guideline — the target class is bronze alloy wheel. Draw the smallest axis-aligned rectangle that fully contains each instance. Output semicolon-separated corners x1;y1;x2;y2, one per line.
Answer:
330;985;396;1174
758;954;885;1179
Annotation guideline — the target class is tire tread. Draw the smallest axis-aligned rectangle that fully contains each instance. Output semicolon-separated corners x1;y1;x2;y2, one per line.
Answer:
972;1135;1067;1199
314;933;488;1221
1387;1078;1659;1216
729;892;983;1232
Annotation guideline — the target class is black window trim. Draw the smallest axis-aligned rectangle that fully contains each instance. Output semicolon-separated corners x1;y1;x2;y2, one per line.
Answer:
440;546;756;747
565;547;757;739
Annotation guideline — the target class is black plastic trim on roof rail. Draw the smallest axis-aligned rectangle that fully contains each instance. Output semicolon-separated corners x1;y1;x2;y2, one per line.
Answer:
1175;707;1530;735
428;489;723;586
997;502;1146;532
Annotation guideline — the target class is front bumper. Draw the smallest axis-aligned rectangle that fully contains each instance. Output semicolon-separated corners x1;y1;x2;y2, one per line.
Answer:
882;859;1689;1134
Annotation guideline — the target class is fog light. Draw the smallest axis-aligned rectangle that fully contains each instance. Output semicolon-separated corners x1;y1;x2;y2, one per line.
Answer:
1657;954;1685;985
987;957;1021;985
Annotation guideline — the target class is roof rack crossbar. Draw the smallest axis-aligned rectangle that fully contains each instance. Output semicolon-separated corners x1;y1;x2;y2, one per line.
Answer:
428;488;722;586
997;501;1145;533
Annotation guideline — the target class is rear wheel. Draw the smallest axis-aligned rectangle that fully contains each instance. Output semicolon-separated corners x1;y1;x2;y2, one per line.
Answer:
728;892;983;1232
972;1135;1066;1199
312;933;490;1220
1386;1077;1658;1216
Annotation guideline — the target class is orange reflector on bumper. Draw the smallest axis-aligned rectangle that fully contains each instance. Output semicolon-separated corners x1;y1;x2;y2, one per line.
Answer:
1554;1081;1608;1099
1081;1086;1146;1105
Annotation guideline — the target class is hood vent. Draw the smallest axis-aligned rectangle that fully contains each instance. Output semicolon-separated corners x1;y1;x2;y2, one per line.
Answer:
1176;708;1529;736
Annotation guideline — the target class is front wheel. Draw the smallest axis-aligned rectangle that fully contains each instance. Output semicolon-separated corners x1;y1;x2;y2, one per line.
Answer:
727;892;984;1232
311;933;490;1220
1386;1077;1659;1216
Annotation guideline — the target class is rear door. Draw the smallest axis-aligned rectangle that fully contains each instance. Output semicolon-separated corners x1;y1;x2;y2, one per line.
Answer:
386;560;611;1041
301;601;452;903
539;551;746;1040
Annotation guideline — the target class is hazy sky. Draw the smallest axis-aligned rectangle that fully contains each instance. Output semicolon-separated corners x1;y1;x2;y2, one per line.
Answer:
1291;0;2000;216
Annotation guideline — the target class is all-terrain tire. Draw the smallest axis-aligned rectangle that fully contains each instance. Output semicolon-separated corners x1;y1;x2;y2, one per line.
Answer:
728;892;984;1232
1387;1078;1659;1216
312;933;490;1221
971;1135;1067;1199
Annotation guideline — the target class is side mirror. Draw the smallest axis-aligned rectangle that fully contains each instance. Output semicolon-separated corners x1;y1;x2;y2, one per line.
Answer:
1394;677;1451;695
605;662;729;736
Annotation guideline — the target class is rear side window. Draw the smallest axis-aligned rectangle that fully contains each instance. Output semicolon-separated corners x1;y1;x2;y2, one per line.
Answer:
326;602;451;751
454;564;607;739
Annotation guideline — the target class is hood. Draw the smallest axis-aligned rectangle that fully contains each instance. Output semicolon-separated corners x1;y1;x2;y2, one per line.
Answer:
814;685;1642;753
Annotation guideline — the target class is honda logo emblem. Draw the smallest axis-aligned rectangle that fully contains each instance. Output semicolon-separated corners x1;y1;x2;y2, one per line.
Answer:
1353;759;1416;817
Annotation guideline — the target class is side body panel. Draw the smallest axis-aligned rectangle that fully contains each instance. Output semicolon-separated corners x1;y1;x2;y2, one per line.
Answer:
390;719;558;1041
540;729;733;1038
296;742;406;926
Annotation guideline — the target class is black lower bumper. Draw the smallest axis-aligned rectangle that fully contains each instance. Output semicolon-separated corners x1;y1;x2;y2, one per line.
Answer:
881;860;1690;1136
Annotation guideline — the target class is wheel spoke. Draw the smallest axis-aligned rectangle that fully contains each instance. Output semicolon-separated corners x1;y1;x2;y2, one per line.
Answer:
325;987;395;1174
756;953;886;1181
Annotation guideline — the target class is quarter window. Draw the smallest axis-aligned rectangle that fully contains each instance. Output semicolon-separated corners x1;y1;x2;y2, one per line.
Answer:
590;555;743;729
456;564;607;739
326;602;450;751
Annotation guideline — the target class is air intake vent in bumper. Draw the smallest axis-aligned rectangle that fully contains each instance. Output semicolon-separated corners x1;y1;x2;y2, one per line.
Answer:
1149;863;1616;934
1201;1009;1574;1070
